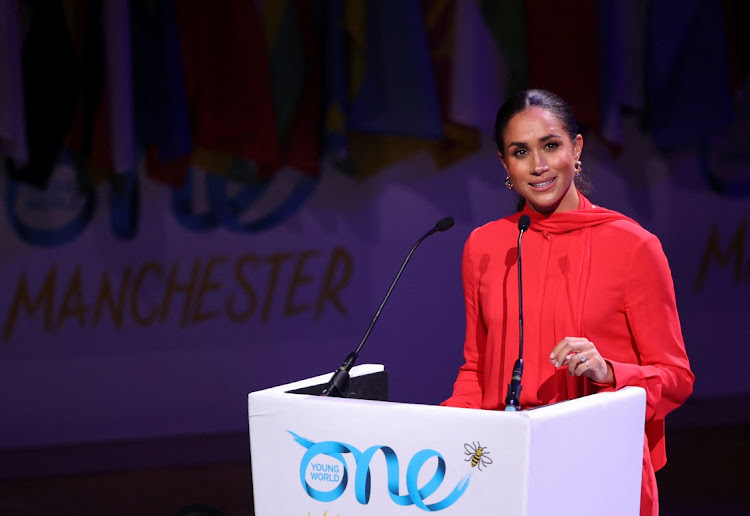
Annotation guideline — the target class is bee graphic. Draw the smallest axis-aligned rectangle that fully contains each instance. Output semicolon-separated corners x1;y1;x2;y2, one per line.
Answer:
464;441;493;471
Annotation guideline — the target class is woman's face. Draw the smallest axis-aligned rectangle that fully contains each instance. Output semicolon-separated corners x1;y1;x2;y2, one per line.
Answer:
498;107;583;214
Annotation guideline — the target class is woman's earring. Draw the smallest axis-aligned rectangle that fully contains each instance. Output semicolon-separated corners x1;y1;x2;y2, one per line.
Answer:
574;160;583;176
505;176;513;190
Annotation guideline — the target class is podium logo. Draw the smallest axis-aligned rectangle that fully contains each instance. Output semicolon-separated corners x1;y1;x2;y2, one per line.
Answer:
464;441;493;471
308;456;342;485
288;430;472;512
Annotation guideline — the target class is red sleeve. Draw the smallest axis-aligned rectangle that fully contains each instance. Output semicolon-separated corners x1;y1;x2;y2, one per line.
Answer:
441;231;486;408
607;234;694;422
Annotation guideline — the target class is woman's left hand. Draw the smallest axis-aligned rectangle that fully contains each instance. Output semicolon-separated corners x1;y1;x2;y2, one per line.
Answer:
549;336;614;385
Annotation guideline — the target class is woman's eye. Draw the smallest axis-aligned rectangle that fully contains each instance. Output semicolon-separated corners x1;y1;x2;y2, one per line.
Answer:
545;142;559;150
513;149;527;157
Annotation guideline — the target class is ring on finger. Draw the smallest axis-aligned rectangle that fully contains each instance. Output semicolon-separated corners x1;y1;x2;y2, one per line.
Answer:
577;352;587;363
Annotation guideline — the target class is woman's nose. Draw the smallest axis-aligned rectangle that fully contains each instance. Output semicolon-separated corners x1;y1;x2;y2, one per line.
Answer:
533;154;549;174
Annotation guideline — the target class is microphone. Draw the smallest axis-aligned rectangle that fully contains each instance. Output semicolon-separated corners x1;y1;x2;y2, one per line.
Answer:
321;216;455;397
504;214;530;411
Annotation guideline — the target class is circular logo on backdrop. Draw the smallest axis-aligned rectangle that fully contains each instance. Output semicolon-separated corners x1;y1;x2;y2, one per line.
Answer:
172;161;319;234
6;158;95;247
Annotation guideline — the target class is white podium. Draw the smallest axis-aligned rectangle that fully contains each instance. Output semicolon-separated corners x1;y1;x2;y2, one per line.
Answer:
248;364;645;516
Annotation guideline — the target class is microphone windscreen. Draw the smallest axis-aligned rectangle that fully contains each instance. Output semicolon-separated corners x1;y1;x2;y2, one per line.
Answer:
518;214;530;231
435;216;455;232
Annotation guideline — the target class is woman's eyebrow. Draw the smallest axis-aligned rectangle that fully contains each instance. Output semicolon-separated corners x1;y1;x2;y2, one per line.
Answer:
507;133;563;149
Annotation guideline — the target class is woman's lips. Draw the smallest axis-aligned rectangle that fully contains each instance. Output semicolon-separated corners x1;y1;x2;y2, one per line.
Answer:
529;176;556;190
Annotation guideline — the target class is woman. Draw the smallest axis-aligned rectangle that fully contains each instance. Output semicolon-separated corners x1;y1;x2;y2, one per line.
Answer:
442;89;694;515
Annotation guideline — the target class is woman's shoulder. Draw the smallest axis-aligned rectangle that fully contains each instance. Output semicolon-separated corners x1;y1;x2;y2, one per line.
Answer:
467;215;520;244
592;213;669;266
461;216;521;259
597;214;660;245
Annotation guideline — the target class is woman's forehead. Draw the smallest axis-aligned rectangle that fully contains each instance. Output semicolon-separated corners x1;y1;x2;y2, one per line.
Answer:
504;107;565;138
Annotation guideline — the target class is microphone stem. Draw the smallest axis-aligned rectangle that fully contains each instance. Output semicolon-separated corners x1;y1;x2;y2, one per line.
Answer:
355;227;436;355
518;229;524;359
505;225;527;411
322;220;450;397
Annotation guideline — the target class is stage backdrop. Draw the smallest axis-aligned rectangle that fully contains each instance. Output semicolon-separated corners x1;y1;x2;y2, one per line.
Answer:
1;122;748;450
1;0;748;453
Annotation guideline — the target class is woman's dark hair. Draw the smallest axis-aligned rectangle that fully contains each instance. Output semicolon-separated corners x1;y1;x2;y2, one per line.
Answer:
494;89;593;211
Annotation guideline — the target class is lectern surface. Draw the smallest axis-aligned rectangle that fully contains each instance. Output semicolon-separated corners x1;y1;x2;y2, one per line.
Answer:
248;364;645;516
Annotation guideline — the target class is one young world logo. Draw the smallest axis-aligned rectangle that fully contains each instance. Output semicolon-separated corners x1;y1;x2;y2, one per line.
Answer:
307;453;343;486
288;430;473;512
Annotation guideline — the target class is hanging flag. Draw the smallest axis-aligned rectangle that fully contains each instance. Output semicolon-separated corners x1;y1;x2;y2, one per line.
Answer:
260;0;305;145
104;0;135;175
447;0;504;136
423;0;482;168
0;0;28;167
348;0;443;138
131;0;192;187
278;0;322;178
321;0;351;169
597;0;624;147
525;0;601;132
176;0;280;175
479;0;527;95
344;0;447;179
729;0;750;81
64;0;116;187
8;1;78;189
646;0;733;151
597;0;647;150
